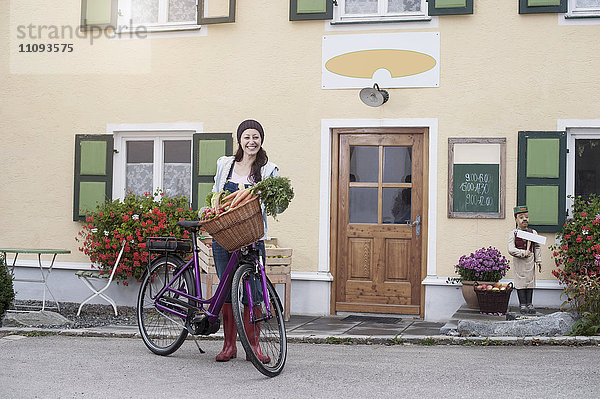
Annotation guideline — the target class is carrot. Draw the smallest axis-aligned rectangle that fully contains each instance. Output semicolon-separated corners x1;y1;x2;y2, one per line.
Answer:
221;191;238;202
237;194;258;208
227;190;243;207
221;198;232;208
231;189;251;207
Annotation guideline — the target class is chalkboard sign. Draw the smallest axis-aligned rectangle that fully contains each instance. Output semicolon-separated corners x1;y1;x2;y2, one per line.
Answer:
452;164;499;213
448;138;505;219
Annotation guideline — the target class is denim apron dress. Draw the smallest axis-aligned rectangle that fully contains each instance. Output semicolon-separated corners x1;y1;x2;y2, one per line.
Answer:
212;162;266;303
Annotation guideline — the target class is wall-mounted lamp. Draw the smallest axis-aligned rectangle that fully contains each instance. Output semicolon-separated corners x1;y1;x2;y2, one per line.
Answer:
359;83;389;107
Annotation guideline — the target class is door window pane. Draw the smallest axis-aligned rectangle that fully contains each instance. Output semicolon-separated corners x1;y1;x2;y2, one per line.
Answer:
349;187;378;223
383;146;412;183
383;188;411;224
163;140;191;198
575;139;600;199
126;141;154;196
349;146;378;182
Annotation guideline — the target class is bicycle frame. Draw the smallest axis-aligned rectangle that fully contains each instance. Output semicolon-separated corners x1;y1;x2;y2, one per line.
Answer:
152;229;273;326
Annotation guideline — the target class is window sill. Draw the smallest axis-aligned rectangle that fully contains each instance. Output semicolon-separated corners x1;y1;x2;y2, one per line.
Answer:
564;13;600;19
559;12;600;25
112;25;207;39
330;17;432;25
117;24;201;34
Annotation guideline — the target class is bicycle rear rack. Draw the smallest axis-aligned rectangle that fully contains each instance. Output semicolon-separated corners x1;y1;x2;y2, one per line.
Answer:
145;237;193;268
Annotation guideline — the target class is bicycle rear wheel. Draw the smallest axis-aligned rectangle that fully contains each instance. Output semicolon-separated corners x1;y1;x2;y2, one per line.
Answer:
137;256;193;356
231;263;287;377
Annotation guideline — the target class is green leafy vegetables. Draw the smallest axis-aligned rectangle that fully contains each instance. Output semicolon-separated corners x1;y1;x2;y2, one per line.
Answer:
205;190;231;208
250;176;294;219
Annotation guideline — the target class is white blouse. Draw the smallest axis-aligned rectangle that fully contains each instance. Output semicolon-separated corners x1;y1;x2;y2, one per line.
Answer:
229;170;251;186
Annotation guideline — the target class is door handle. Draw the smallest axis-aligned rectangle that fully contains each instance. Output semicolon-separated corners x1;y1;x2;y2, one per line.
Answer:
410;215;421;237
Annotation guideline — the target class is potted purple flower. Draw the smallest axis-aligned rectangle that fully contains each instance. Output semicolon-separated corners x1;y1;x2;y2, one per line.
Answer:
451;247;510;309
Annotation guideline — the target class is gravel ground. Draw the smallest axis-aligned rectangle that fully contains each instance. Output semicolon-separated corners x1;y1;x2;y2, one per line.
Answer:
9;300;137;329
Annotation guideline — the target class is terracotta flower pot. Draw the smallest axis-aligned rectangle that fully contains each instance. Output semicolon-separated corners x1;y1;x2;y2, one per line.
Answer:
461;280;496;309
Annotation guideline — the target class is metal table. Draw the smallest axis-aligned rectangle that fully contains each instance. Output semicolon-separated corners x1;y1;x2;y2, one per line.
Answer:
1;248;71;312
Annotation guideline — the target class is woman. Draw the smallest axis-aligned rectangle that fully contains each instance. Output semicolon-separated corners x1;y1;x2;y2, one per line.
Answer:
211;119;278;362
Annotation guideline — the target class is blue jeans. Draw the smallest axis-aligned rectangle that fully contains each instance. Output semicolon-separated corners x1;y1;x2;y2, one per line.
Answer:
212;239;266;303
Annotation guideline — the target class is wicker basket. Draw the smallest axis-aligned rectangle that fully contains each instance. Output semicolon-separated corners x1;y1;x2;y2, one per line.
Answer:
473;282;514;315
201;196;264;252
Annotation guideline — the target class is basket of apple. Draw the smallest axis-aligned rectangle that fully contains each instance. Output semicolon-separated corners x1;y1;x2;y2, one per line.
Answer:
473;281;514;315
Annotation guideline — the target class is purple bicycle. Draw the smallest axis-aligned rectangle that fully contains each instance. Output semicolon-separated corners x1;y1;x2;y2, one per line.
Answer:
136;220;287;377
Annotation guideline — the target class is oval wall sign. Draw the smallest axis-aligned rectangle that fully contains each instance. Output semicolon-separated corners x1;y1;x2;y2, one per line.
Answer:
325;49;437;79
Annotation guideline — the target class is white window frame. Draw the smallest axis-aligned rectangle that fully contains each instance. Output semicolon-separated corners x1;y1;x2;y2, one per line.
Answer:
117;0;200;33
566;127;600;216
108;123;203;200
332;0;430;24
566;0;600;17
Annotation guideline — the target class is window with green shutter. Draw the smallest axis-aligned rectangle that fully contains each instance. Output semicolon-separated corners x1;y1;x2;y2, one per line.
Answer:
428;0;473;15
517;131;567;232
81;0;235;32
519;0;567;14
192;133;233;211
290;0;334;20
74;135;114;221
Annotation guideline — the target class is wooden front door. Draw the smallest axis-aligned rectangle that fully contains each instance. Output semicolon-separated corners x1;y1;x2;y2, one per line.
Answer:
332;128;427;315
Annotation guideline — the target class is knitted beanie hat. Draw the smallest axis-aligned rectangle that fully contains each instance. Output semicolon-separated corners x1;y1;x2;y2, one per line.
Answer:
236;119;264;143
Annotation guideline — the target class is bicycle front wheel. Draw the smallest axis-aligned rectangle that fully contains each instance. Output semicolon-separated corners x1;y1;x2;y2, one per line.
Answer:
231;264;287;377
137;256;193;356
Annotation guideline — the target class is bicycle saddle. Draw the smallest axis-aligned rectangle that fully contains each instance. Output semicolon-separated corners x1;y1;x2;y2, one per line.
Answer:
176;220;202;230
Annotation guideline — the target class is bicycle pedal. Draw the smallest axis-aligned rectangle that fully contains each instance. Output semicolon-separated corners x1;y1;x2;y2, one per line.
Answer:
191;312;207;324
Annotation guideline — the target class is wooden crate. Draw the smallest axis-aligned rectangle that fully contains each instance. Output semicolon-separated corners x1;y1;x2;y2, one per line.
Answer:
197;235;291;321
197;236;291;272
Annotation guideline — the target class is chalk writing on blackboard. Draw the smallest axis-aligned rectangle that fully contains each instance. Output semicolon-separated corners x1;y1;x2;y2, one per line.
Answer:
452;164;499;213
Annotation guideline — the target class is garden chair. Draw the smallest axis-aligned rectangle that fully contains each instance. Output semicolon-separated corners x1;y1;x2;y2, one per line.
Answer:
76;242;126;316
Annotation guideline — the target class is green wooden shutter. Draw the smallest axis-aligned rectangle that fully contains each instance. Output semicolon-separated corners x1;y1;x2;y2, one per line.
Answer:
517;131;567;232
191;133;233;211
428;0;474;15
74;134;114;221
290;0;334;21
198;0;236;24
80;0;118;31
519;0;567;14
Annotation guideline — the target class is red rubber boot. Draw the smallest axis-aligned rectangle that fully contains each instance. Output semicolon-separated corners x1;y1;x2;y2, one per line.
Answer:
216;303;237;362
244;306;270;363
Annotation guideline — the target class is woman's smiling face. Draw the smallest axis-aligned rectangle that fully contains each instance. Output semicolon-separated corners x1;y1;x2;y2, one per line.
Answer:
240;128;262;157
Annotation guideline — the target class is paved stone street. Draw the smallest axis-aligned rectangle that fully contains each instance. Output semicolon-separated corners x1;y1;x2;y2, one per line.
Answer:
1;335;599;398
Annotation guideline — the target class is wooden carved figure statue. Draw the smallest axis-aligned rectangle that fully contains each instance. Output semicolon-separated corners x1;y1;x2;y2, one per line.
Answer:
507;205;543;315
